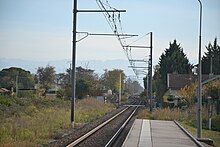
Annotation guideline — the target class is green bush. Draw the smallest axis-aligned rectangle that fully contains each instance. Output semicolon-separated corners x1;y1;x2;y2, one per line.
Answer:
163;101;174;108
56;89;65;99
25;105;39;116
0;95;12;106
18;90;35;98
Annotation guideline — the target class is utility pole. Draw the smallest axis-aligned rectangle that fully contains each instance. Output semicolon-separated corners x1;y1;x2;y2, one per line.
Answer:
126;32;153;111
149;32;153;112
71;0;126;127
145;75;149;107
71;0;77;128
146;75;149;98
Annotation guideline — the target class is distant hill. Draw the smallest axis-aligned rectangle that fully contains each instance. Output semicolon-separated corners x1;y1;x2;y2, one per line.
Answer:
0;58;135;76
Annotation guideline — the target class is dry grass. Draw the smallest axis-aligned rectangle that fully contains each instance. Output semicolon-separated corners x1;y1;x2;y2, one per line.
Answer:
152;108;186;121
136;109;152;119
0;97;115;147
137;107;189;121
137;106;209;122
0;106;71;146
75;97;115;123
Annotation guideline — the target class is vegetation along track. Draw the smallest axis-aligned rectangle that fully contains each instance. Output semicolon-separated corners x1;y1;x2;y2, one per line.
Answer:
66;98;145;147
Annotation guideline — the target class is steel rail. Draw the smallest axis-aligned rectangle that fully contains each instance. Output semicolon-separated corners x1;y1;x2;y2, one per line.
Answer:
66;106;130;147
105;106;139;147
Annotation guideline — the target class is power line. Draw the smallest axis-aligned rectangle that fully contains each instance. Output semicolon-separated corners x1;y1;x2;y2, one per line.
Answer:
95;0;153;85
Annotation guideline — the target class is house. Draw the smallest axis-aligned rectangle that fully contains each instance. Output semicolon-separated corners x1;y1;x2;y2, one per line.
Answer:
167;73;210;95
164;73;210;107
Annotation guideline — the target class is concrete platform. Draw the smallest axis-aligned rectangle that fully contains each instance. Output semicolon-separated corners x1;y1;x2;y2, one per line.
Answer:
122;119;201;147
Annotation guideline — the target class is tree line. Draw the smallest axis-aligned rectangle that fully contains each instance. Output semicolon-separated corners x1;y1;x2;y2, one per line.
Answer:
0;65;143;99
1;38;219;101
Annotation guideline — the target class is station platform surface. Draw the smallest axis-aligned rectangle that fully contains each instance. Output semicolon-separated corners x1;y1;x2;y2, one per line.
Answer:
122;119;201;147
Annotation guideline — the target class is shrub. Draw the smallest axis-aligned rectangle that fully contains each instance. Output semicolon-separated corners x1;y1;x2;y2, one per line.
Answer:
25;105;39;116
18;90;35;98
56;89;65;99
0;95;12;106
137;109;153;119
162;102;174;108
152;108;188;121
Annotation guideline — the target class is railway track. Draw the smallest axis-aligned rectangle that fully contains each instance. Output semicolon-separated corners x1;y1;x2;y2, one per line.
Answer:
51;98;205;147
66;98;145;147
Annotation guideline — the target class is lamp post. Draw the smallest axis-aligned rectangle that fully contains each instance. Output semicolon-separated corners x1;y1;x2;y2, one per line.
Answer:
197;0;202;138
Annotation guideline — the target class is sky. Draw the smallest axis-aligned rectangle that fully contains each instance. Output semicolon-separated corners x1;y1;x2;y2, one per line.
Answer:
0;0;220;74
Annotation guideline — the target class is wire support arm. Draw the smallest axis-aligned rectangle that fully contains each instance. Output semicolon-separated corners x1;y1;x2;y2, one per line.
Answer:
123;45;151;49
77;9;126;13
129;59;148;62
128;66;148;69
76;32;138;42
77;32;138;37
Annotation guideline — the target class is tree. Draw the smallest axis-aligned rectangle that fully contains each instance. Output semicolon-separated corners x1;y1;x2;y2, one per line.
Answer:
76;79;90;99
76;66;99;93
0;67;35;91
76;66;100;97
36;65;56;91
203;79;220;129
59;66;100;99
180;83;197;106
153;40;192;99
55;73;66;86
203;79;220;101
152;65;166;100
59;68;72;99
100;69;125;93
159;40;192;83
125;78;143;95
202;38;220;74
